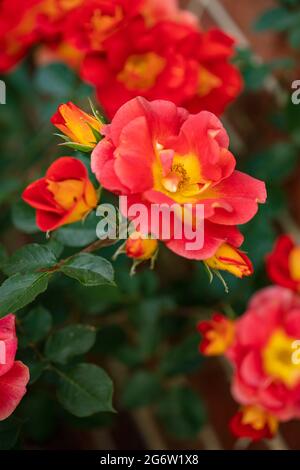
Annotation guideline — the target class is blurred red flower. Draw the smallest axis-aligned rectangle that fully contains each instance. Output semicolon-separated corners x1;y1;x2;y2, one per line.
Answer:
0;0;40;72
230;405;278;442
228;286;300;422
266;235;300;292
198;313;235;356
82;20;242;118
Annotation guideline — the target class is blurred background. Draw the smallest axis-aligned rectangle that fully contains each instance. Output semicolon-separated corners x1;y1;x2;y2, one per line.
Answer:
1;0;300;450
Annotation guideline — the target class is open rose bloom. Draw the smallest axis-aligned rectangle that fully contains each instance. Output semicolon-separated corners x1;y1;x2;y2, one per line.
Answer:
92;97;266;261
82;21;242;118
0;315;29;420
198;286;300;441
228;286;300;423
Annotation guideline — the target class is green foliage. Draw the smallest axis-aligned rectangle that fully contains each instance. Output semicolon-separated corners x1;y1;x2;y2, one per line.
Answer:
3;244;57;276
159;334;203;377
244;142;298;183
0;417;23;450
11;201;39;234
56;363;114;417
59;253;115;287
234;48;294;91
45;324;96;364
121;371;162;409
157;386;206;439
0;273;50;318
19;305;52;347
254;4;300;49
54;213;98;247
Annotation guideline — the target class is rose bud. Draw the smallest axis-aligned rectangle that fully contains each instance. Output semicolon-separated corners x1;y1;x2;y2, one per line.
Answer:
230;406;278;442
205;243;253;278
114;231;158;275
51;101;104;151
126;232;158;261
22;157;98;232
197;313;235;356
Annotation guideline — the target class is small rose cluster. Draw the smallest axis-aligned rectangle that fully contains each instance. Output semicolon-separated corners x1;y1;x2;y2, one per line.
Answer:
0;0;242;118
198;234;300;442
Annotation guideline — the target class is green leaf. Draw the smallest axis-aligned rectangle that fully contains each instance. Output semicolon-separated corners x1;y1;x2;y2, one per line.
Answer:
159;334;203;377
59;142;94;153
244;142;298;183
45;324;96;364
60;253;115;287
17;349;46;384
34;63;78;98
0;244;8;272
19;305;52;347
46;239;64;258
242;63;271;91
28;360;46;385
0;179;21;205
121;371;162;409
0;417;22;450
3;244;57;276
56;363;114;417
289;26;300;48
0;273;50;318
54;212;98;247
157;386;206;439
254;7;298;31
11;201;38;234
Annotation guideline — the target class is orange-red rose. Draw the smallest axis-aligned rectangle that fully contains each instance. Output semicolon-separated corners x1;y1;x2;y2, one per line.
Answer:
198;286;300;440
230;405;278;442
91;97;266;261
51;101;103;150
205;243;253;278
197;313;235;356
266;235;300;292
22;157;98;232
81;20;243;118
125;232;158;261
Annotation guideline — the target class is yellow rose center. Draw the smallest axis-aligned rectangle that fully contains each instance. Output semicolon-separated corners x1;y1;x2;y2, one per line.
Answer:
152;145;217;205
117;53;166;91
262;329;300;388
90;7;123;48
289;246;300;282
47;179;85;210
42;0;82;17
198;66;222;97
